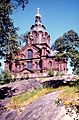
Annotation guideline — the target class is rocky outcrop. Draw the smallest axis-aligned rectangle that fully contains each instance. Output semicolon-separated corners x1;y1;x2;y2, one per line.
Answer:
0;79;42;99
0;79;42;120
0;79;77;120
16;91;72;120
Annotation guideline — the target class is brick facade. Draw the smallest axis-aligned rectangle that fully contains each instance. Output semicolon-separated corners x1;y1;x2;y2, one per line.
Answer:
5;8;67;79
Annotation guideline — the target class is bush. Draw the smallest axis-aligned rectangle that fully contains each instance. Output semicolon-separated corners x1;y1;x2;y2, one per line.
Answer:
69;80;79;89
48;69;54;77
55;71;64;77
74;68;79;75
26;74;29;79
0;70;12;84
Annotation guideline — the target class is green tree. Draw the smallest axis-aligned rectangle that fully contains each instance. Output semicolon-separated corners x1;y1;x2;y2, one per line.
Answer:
18;31;29;48
0;0;28;69
0;70;12;84
54;30;79;74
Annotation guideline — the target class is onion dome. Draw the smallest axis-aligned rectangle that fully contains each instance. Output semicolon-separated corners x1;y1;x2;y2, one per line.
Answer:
30;8;46;32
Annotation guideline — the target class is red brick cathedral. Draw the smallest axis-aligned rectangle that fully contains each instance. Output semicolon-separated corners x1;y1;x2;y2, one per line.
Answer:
5;8;67;78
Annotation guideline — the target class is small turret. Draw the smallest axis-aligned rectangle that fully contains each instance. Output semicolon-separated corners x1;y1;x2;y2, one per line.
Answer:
30;8;46;31
35;8;42;26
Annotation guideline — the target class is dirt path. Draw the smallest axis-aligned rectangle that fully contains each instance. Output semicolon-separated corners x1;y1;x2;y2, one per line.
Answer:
16;91;72;120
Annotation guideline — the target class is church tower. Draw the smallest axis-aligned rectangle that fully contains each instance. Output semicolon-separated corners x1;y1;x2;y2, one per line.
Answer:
27;8;50;47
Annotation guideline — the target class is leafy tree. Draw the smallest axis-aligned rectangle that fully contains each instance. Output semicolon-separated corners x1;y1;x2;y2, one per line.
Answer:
0;0;28;69
0;70;12;84
18;31;29;48
54;30;79;74
55;30;79;52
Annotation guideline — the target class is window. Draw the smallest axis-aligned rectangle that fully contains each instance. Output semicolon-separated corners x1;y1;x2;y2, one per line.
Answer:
27;61;32;70
44;49;46;55
39;34;42;43
49;61;52;68
36;62;38;69
39;59;42;69
28;49;33;59
22;63;25;69
34;34;36;43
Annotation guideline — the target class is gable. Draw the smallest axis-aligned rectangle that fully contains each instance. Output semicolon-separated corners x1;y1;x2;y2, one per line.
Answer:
20;44;40;53
15;44;41;59
19;68;34;73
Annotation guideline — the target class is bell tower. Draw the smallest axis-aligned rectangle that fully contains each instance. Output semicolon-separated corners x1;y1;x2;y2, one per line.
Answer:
29;8;50;46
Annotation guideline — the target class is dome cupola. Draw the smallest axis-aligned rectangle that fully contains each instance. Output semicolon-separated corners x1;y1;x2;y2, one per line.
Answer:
30;8;46;32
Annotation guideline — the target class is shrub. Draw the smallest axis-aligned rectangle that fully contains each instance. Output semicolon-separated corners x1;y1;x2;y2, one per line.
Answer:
56;71;64;77
26;74;29;79
0;70;12;84
74;68;79;75
48;69;54;77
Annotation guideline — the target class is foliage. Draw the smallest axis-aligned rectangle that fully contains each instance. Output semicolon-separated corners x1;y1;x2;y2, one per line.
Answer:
74;67;79;75
6;84;79;111
55;71;64;77
55;30;79;52
15;58;20;66
0;70;12;84
48;69;54;77
69;79;79;89
18;31;29;48
48;69;64;77
0;0;28;67
54;30;79;73
59;86;79;107
20;74;29;80
0;0;18;57
25;74;29;79
11;0;28;10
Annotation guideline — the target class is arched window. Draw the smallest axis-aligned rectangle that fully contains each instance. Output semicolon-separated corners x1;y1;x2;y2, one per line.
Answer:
49;61;52;68
33;31;37;44
39;34;42;43
22;63;25;70
28;49;33;59
39;59;42;69
34;34;36;43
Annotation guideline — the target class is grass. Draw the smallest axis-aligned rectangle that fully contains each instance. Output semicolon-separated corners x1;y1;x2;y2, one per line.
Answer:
6;85;79;113
6;87;65;110
59;86;79;107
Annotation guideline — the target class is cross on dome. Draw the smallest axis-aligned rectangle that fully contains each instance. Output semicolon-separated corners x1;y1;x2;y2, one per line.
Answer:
37;8;40;14
35;8;42;18
30;8;46;31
